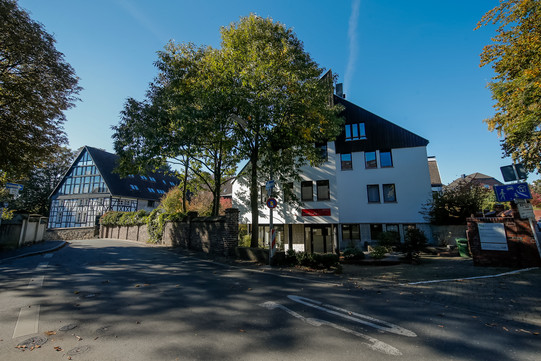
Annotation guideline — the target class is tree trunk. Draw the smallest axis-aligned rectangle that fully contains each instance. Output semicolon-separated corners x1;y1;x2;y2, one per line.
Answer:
250;151;259;248
211;150;222;217
181;157;190;213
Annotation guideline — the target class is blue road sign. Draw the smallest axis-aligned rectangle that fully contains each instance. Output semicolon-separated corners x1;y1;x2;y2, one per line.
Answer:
6;183;24;191
493;182;532;202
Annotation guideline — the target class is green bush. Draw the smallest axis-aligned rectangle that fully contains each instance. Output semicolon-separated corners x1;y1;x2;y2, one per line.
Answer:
284;249;298;266
147;208;168;244
100;211;124;226
118;210;148;226
370;245;388;259
403;228;427;263
343;247;365;261
377;231;400;251
238;234;251;247
100;210;148;227
165;212;186;222
272;249;298;267
295;252;339;269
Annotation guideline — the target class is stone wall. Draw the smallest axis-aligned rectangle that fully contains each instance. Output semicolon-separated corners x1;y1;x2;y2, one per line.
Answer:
44;227;97;241
100;208;239;257
100;224;150;243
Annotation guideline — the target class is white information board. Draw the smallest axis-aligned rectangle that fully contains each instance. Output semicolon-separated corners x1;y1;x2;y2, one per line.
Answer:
478;223;508;251
516;200;535;220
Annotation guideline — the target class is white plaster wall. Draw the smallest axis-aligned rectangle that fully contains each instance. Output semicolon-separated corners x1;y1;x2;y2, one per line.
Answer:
232;144;432;226
336;146;432;224
137;199;158;212
232;142;340;225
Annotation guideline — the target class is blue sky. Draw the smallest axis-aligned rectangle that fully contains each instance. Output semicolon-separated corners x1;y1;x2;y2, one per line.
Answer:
18;0;535;185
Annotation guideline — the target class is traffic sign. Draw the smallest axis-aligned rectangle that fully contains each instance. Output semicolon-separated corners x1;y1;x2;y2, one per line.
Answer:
516;199;535;220
266;197;278;209
493;182;532;202
5;183;23;197
265;180;275;190
500;164;527;182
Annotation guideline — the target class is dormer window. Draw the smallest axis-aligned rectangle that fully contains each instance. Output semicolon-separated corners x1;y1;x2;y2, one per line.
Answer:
345;123;366;141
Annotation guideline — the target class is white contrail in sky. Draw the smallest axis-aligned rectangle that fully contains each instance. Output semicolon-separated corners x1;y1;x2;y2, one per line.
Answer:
344;0;361;96
116;0;169;45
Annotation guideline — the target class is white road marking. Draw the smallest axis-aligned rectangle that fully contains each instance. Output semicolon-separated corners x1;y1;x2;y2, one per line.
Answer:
35;262;49;270
12;305;40;339
402;267;539;285
27;275;45;288
288;295;417;337
260;301;402;356
12;262;49;338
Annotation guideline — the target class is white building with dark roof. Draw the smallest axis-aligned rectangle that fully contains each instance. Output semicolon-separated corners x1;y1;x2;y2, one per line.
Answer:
48;146;178;229
232;91;433;253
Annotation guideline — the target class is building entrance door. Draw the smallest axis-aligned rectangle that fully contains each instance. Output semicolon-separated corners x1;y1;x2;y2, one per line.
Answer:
305;225;332;253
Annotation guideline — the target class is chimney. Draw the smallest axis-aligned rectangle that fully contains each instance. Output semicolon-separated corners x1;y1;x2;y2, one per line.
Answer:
335;83;345;99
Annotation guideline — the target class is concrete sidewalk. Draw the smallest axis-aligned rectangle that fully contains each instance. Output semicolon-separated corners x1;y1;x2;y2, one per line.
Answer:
0;240;67;263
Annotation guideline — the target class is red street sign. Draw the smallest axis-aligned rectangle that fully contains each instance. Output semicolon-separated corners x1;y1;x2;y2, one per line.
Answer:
266;198;278;209
301;208;331;216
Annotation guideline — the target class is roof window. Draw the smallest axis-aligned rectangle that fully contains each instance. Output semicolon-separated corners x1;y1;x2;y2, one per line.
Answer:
130;184;139;191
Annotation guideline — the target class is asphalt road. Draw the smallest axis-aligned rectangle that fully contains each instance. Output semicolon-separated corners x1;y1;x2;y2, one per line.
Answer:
0;239;539;360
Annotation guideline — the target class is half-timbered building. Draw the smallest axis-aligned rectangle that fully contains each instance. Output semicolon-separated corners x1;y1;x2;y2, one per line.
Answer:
48;146;178;229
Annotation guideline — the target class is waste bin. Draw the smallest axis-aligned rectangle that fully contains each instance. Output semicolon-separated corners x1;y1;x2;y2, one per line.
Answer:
455;238;471;258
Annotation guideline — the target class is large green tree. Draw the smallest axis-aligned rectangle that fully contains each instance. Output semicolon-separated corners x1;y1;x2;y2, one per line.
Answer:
113;15;343;242
9;146;75;216
476;0;541;173
0;0;80;180
218;15;343;247
113;43;238;216
423;181;495;225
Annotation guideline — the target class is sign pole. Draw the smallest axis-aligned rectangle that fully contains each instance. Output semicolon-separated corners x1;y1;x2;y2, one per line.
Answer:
528;218;541;259
266;157;276;265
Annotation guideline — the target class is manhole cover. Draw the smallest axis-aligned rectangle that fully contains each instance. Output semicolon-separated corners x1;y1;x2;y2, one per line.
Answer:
59;323;78;331
66;345;91;356
16;335;48;349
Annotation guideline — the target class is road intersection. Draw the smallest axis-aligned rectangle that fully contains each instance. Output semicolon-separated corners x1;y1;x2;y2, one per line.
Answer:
0;239;539;360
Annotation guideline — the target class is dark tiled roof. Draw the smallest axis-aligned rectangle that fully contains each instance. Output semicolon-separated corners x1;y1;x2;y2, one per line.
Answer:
51;146;179;200
448;172;503;189
333;95;429;154
85;146;178;200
